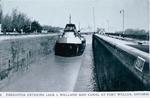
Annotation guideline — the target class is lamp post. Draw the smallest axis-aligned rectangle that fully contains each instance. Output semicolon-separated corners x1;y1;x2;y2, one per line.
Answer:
92;7;96;33
78;22;80;31
120;9;125;35
69;15;71;24
106;20;109;33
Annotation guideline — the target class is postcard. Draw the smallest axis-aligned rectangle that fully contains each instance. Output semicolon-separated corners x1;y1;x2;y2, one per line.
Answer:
0;0;149;98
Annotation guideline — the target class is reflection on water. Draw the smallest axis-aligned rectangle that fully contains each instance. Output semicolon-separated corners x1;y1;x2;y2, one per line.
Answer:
1;54;83;91
54;55;83;64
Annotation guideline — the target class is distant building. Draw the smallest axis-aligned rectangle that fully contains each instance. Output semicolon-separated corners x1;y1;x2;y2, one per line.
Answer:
41;30;48;33
97;28;105;34
59;29;64;33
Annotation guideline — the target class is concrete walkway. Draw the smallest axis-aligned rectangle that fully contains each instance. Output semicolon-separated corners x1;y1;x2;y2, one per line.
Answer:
74;35;98;91
96;34;149;62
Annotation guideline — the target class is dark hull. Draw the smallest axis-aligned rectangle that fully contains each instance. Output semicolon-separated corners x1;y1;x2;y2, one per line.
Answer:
55;42;86;57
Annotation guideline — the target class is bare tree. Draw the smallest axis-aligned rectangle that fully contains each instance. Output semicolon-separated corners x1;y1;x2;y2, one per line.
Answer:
2;8;33;33
2;14;13;32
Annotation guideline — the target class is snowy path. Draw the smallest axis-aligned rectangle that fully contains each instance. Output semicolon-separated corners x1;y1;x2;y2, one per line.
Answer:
1;34;96;92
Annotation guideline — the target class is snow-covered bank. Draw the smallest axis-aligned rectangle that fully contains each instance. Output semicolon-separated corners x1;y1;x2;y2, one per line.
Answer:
0;34;58;89
0;34;58;41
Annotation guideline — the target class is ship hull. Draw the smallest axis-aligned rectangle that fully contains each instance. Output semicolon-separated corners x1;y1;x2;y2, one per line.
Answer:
55;42;86;57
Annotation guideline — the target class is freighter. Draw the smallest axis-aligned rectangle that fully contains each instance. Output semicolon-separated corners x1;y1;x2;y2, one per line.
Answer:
55;17;86;57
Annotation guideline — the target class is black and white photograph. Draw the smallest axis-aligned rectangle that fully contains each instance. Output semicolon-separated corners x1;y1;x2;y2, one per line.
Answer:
0;0;149;96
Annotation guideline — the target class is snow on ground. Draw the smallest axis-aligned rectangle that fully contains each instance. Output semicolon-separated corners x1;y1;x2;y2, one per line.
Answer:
0;34;58;41
96;34;149;62
109;35;149;45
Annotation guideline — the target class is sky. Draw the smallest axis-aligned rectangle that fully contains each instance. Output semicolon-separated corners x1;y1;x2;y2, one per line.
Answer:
1;0;150;32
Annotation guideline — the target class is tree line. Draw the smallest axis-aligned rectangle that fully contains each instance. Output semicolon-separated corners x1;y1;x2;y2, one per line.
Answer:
1;9;42;33
0;8;62;34
105;29;149;40
42;25;63;33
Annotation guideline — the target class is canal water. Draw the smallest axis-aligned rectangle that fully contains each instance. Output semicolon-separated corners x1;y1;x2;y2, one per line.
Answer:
1;34;98;92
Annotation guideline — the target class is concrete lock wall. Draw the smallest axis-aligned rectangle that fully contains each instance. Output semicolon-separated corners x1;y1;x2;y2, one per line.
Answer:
0;34;57;88
92;34;150;91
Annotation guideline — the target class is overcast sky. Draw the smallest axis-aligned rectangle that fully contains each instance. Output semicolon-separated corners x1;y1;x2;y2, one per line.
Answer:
2;0;149;32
